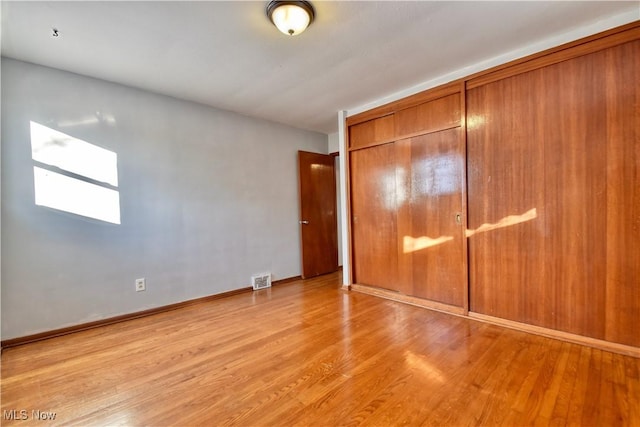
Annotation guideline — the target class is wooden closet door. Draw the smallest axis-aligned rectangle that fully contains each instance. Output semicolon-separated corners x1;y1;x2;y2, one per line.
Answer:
467;74;548;327
467;40;640;346
350;143;398;290
396;129;466;307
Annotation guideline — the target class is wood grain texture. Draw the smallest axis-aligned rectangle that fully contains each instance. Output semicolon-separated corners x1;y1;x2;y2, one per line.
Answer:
298;151;338;278
395;129;466;306
346;24;639;129
469;312;640;358
603;40;640;346
351;283;466;316
348;114;394;149
346;81;461;128
459;81;470;313
467;40;640;347
348;88;465;304
467;68;559;331
2;272;638;426
395;93;461;140
1;276;304;350
350;143;398;290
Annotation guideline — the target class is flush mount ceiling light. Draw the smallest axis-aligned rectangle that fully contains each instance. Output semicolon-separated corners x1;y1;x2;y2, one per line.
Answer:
266;1;315;36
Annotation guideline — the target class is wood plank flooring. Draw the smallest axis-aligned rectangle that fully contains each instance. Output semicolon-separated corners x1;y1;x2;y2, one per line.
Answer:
2;271;638;426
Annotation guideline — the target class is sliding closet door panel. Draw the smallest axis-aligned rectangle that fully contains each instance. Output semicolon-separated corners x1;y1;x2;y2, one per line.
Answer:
467;40;639;346
350;143;398;290
467;75;548;326
541;51;608;338
603;40;640;347
396;129;466;306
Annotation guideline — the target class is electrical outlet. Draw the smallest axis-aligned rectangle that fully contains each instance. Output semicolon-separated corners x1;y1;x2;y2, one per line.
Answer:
135;278;146;292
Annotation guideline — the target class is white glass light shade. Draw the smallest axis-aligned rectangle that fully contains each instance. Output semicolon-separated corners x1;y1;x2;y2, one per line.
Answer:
267;1;315;36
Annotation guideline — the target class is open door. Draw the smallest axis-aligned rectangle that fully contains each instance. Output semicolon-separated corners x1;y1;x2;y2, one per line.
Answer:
298;151;338;278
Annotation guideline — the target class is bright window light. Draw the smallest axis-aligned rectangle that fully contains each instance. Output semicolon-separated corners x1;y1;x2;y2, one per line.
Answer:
30;121;118;186
33;167;121;224
30;121;121;224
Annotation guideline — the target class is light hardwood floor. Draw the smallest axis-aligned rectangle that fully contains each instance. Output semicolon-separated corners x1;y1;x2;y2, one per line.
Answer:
2;271;638;426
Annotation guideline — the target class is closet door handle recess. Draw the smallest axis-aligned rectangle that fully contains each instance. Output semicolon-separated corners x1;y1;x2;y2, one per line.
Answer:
455;213;462;225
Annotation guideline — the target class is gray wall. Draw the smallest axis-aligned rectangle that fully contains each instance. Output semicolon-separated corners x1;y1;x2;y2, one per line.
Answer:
1;58;327;340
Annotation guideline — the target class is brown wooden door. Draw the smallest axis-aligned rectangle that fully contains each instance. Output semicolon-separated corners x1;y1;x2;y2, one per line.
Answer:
396;129;466;307
298;151;338;278
350;143;399;290
467;40;640;346
350;131;466;306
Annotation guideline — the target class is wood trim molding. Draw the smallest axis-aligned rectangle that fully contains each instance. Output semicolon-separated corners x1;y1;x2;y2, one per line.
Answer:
350;284;466;316
271;275;303;286
346;22;640;124
347;124;462;153
349;284;639;358
467;21;640;89
469;312;640;358
348;137;396;152
0;275;302;350
459;80;470;315
344;114;355;288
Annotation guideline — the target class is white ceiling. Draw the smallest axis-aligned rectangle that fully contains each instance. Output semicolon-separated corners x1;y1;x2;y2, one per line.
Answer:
2;1;638;135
